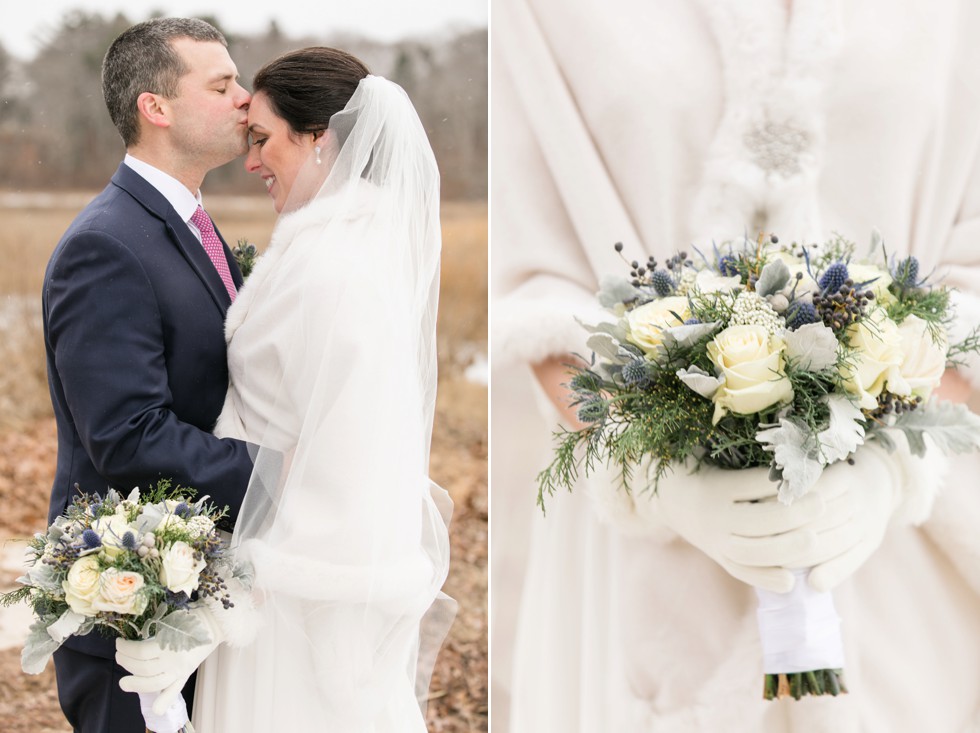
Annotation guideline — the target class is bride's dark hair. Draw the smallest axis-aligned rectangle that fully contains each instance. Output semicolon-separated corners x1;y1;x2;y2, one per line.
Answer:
252;47;370;137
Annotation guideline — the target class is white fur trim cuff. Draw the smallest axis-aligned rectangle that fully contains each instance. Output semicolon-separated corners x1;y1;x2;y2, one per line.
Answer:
204;575;264;648
584;468;679;541
492;296;607;368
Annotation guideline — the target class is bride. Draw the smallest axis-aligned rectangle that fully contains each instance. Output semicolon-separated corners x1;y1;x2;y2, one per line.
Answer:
116;47;453;732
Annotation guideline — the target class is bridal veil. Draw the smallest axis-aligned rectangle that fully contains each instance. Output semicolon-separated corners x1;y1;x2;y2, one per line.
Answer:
209;75;452;730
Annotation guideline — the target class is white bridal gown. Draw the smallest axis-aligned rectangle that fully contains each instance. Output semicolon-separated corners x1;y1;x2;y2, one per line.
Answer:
192;185;451;732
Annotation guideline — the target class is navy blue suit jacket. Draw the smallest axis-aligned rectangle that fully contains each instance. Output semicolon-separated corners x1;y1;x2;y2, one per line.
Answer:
43;163;255;659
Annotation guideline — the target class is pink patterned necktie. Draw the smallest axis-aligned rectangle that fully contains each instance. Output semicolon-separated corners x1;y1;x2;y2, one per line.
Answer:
190;205;237;302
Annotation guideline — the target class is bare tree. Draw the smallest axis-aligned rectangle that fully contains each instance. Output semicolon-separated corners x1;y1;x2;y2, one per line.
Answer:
1;11;486;199
24;11;130;188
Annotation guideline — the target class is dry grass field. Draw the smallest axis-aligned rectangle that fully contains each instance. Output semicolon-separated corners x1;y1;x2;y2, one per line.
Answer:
0;192;487;731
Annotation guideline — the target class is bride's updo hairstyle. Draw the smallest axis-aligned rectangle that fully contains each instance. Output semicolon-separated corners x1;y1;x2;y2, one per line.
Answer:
252;47;370;140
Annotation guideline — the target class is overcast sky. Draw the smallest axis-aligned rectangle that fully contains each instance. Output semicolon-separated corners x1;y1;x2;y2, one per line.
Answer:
4;1;488;60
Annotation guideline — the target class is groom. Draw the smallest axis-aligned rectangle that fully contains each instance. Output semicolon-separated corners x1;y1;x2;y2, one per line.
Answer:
42;18;254;733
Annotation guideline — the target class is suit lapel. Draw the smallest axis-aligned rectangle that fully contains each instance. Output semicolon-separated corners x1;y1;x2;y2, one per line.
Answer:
110;164;232;315
164;210;234;313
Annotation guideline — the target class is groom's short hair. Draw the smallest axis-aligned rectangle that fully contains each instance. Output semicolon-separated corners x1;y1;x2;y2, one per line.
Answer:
102;18;226;147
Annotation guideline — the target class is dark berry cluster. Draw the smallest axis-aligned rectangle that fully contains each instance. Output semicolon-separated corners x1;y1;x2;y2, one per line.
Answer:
196;566;234;610
867;392;923;420
812;279;875;334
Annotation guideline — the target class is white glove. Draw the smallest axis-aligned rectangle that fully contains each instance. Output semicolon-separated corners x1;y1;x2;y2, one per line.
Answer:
803;444;902;593
646;464;833;593
650;444;909;595
116;606;224;716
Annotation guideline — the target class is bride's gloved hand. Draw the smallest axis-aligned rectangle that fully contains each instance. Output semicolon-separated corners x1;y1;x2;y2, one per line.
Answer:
642;464;831;593
801;442;919;593
601;439;943;595
116;605;224;715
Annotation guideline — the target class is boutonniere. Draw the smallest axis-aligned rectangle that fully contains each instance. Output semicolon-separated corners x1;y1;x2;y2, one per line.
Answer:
232;239;259;279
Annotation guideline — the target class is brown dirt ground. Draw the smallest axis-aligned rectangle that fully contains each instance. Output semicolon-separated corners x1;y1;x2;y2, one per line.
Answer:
0;378;487;732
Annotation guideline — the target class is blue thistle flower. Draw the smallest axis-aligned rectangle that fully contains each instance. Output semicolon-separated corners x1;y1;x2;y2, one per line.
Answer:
568;372;599;393
718;255;739;277
651;269;674;296
622;359;653;389
894;256;920;288
174;502;193;519
786;301;819;330
81;529;102;549
165;590;190;609
819;262;849;293
577;398;608;424
121;531;138;551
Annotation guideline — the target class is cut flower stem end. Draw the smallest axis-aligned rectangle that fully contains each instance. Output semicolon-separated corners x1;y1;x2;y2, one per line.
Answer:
763;669;848;700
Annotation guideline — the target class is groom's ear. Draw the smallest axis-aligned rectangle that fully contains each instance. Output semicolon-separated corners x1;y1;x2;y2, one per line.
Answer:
136;92;172;131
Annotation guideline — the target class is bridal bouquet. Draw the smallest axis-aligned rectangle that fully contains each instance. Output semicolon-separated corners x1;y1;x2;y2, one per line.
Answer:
538;231;980;699
1;480;237;731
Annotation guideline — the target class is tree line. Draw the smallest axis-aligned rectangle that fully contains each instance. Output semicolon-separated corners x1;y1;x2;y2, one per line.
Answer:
0;12;487;200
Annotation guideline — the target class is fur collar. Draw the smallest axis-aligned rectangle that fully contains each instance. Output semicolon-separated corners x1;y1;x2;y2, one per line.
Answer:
223;182;380;343
690;0;843;244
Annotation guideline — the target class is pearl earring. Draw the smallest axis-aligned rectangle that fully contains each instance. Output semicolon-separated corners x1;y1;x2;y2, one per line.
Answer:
314;146;322;165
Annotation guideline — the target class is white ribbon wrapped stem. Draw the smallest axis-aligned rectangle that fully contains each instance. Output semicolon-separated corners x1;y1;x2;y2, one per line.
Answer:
754;568;845;673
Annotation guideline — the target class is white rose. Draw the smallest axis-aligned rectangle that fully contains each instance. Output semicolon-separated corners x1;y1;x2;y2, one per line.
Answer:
159;541;207;595
896;315;948;399
91;514;134;558
707;324;794;423
839;307;905;409
93;568;147;615
694;269;742;294
626;297;691;355
847;263;896;305
62;556;102;617
155;499;194;532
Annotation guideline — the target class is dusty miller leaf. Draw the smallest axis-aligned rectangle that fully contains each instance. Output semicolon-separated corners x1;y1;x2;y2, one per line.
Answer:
153;610;213;652
756;418;825;504
818;395;866;463
890;401;980;457
20;560;61;593
675;365;722;399
141;600;171;638
586;334;629;365
868;228;883;258
575;316;630;344
22;617;63;675
597;275;641;309
756;259;791;298
46;609;86;644
871;430;897;453
661;321;721;349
